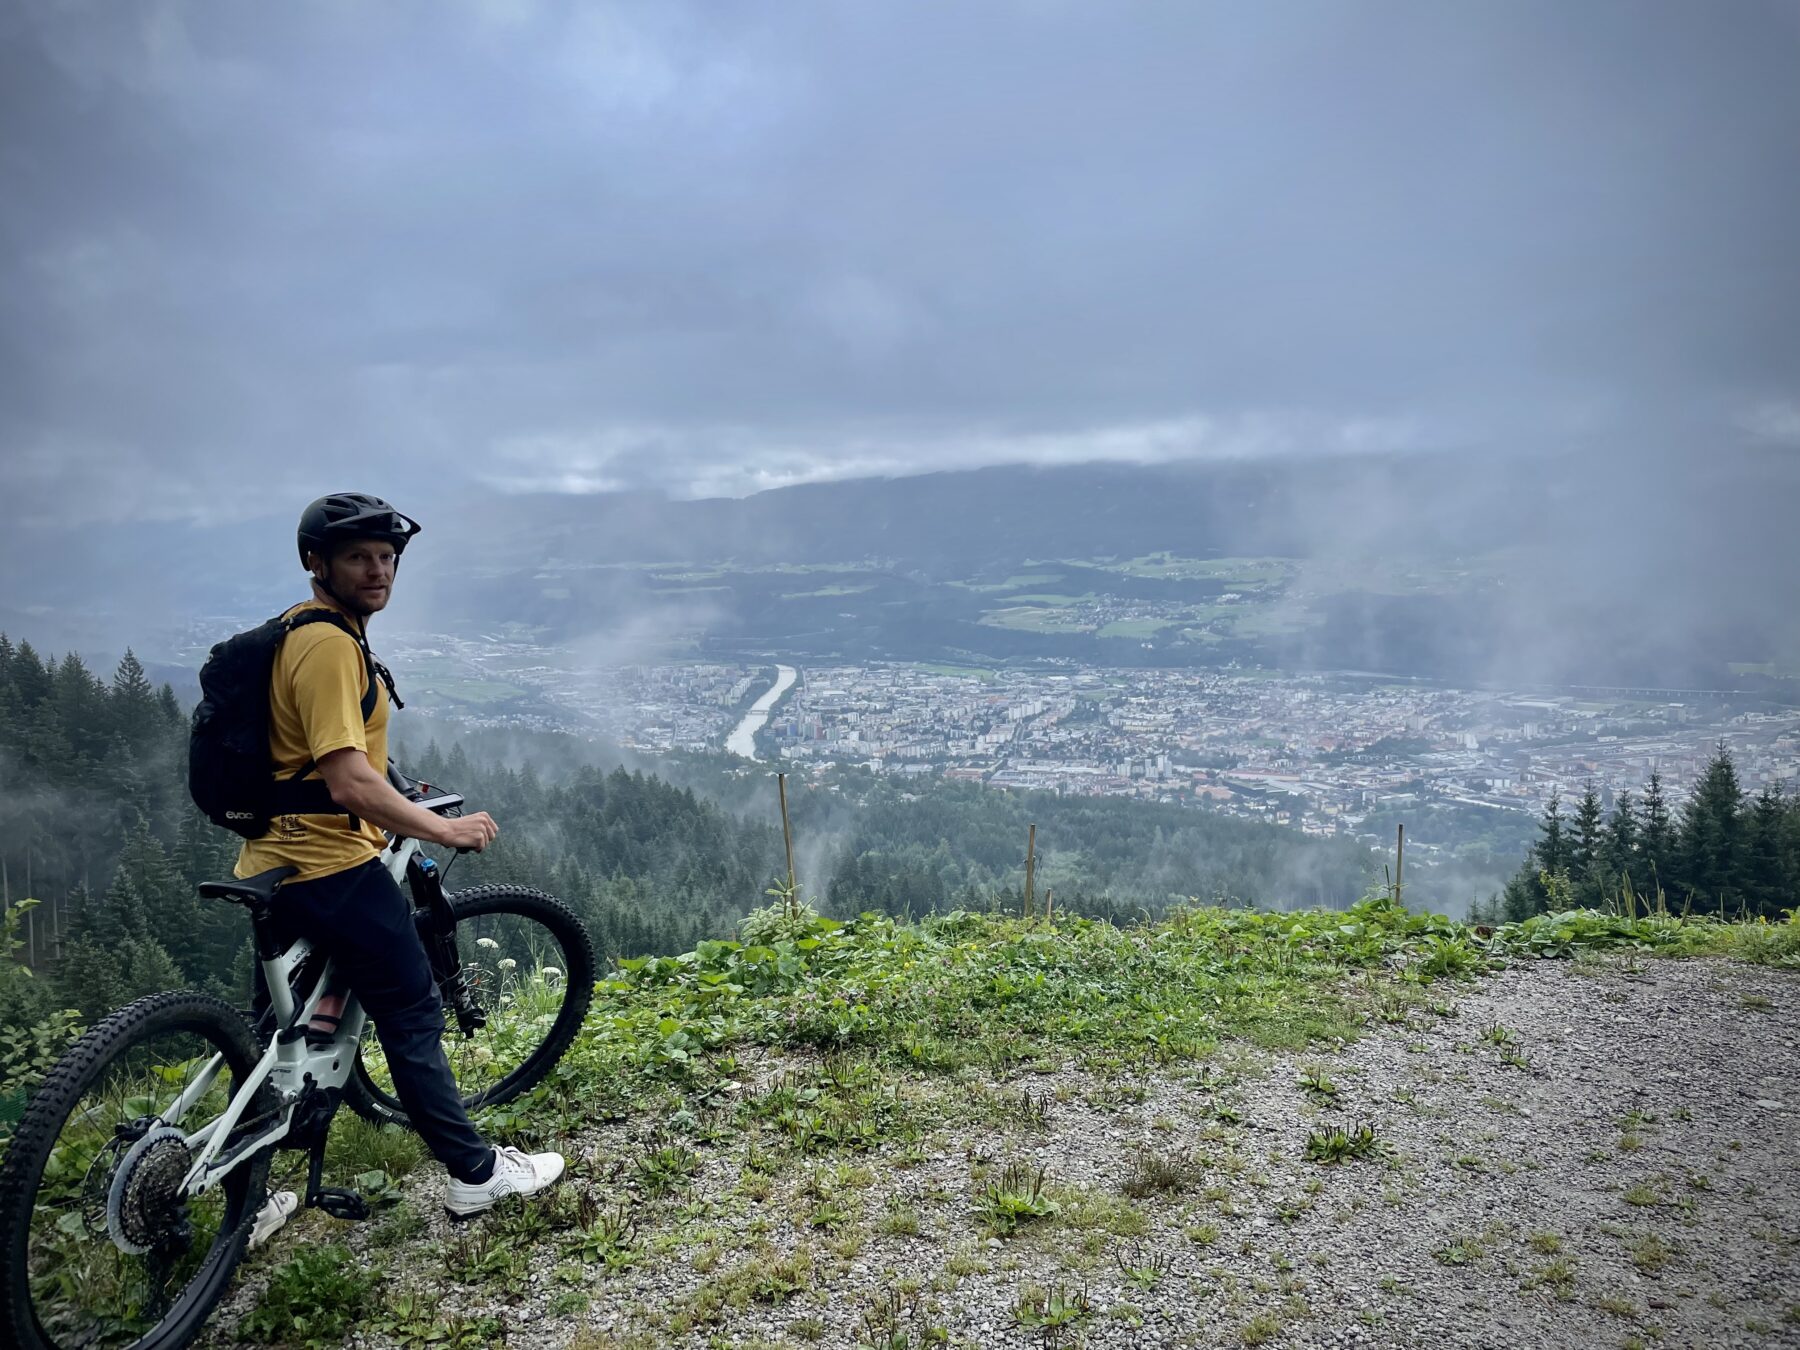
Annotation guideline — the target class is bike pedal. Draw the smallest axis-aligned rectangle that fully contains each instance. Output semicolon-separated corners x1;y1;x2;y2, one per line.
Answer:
310;1187;370;1222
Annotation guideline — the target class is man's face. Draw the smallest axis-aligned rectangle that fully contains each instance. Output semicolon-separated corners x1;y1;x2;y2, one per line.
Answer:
312;537;397;616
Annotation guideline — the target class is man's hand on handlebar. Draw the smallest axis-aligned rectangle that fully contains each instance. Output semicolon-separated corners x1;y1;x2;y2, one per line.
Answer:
435;811;499;853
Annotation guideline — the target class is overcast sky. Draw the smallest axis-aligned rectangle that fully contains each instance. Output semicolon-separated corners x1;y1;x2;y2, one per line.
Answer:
3;0;1798;528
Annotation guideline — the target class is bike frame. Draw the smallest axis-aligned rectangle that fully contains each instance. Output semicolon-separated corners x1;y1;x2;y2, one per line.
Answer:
173;797;462;1199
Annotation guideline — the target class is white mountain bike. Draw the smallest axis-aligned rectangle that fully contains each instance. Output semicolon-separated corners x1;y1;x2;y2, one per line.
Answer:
0;767;595;1350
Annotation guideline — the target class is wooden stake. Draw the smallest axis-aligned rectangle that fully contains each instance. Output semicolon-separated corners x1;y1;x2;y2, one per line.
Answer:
1394;824;1405;908
777;773;798;920
1044;887;1054;925
1024;823;1037;919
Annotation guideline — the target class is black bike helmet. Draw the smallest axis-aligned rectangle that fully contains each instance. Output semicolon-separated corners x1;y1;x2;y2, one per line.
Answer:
296;493;422;567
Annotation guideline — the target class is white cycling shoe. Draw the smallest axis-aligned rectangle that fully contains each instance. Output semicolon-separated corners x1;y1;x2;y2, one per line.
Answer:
444;1146;566;1217
248;1190;298;1249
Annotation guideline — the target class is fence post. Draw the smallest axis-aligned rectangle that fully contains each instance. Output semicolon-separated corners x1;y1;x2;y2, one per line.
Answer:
778;773;799;920
1394;823;1405;908
1024;823;1037;920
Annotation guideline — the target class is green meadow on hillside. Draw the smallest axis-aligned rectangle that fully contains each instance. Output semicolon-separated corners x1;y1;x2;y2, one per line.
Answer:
214;899;1800;1349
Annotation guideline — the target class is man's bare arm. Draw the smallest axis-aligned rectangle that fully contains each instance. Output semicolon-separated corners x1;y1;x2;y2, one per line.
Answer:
316;748;499;851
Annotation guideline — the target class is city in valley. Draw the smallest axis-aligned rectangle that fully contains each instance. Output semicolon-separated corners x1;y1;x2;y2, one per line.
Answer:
376;631;1800;868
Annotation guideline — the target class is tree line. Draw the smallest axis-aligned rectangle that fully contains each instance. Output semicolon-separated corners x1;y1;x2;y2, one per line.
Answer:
0;633;791;1029
0;629;1386;1032
807;773;1378;921
1481;746;1799;923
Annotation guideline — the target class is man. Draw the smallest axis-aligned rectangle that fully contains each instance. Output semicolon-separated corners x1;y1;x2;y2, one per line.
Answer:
245;493;562;1241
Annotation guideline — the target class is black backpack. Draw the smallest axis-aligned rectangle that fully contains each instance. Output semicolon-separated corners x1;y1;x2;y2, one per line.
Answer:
189;609;402;839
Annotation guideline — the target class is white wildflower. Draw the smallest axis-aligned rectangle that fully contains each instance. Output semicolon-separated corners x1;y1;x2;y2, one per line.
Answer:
540;967;563;986
475;937;500;950
497;958;518;972
471;1046;494;1065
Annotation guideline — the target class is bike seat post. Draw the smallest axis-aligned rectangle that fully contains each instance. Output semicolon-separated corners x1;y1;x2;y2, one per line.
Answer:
249;904;283;963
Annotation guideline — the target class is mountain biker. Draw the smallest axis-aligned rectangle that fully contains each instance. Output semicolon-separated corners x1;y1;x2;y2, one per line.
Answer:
244;493;563;1235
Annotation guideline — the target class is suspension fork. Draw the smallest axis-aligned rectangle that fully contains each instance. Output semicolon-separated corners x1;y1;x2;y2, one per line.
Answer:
406;853;487;1035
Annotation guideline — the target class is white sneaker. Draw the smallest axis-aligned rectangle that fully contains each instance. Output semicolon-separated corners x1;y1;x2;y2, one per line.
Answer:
248;1190;298;1249
444;1146;565;1217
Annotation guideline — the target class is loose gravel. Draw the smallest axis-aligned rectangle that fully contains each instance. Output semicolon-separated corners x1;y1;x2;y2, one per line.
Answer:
202;954;1800;1350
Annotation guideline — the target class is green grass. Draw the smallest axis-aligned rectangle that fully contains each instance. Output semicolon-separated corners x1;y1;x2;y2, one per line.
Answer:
1084;554;1296;587
411;678;530;704
276;892;1787;1345
913;662;998;681
566;898;1478;1107
501;898;1800;1153
978;605;1092;632
1098;619;1176;640
238;1244;378;1349
1003;592;1090;606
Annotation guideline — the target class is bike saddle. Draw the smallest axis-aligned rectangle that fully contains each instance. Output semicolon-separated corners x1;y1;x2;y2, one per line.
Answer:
198;866;299;906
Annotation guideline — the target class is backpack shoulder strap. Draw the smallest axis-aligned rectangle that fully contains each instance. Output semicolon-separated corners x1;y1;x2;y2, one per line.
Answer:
283;609;400;719
268;608;402;824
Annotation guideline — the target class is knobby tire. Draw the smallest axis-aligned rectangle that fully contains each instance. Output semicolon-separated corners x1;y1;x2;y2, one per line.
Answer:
0;991;272;1350
345;884;594;1130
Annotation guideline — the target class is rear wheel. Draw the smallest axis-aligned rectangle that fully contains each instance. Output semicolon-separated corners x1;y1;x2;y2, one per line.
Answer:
0;992;273;1350
345;885;594;1128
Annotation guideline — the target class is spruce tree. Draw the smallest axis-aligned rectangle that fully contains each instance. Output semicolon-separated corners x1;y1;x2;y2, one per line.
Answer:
1679;745;1745;916
1534;791;1567;877
0;649;18;748
110;650;160;748
1571;784;1605;909
1604;789;1638;906
1639;771;1675;902
52;653;108;765
17;698;74;771
1499;864;1541;923
57;932;186;1022
115;817;202;979
10;642;52;709
1745;786;1787;918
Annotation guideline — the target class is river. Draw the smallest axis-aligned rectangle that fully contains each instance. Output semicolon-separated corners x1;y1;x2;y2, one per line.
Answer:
725;664;797;759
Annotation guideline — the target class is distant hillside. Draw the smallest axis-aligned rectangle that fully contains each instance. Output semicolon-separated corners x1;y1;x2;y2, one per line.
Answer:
1;449;1793;689
432;450;1798;690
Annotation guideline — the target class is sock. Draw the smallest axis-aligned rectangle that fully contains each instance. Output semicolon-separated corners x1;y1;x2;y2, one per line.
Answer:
454;1148;497;1186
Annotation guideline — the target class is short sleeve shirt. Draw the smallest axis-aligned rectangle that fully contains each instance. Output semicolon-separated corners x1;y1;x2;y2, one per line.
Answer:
235;600;390;883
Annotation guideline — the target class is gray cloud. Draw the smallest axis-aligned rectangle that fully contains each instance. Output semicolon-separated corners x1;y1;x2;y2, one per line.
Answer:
2;0;1798;530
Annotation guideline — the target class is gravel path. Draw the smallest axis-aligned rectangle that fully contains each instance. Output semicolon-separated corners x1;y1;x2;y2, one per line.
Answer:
208;954;1800;1350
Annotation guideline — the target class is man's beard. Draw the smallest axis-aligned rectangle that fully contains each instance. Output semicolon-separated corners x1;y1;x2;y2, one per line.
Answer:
317;573;389;618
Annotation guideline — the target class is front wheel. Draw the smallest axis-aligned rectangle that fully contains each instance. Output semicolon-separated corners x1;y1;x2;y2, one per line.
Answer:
0;991;273;1350
345;885;595;1130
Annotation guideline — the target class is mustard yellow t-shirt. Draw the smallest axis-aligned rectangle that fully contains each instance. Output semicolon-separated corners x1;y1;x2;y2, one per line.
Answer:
235;600;390;883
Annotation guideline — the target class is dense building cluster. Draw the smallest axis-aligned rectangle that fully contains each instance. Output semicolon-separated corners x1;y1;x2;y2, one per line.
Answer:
760;665;1799;834
382;632;1800;857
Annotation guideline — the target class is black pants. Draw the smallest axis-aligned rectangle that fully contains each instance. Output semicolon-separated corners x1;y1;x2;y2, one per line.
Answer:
261;859;493;1183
